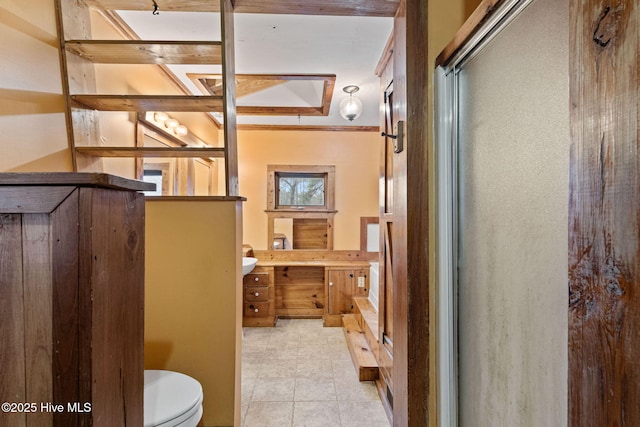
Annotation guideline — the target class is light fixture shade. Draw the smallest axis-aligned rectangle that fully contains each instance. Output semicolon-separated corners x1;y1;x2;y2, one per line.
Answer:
165;118;179;129
174;125;188;136
154;111;169;123
339;95;363;121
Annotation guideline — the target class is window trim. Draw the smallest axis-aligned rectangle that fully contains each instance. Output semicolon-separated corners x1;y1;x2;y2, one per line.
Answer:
267;165;335;212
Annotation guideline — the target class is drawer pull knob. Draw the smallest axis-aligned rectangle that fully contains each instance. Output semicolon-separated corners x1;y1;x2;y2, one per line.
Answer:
254;308;259;313
255;292;260;296
329;282;333;287
254;277;259;282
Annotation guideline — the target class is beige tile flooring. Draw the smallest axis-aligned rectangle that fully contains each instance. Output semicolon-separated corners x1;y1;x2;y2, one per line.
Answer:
241;318;390;427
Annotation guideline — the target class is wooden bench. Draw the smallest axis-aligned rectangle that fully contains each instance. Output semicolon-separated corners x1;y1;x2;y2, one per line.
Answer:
343;313;379;381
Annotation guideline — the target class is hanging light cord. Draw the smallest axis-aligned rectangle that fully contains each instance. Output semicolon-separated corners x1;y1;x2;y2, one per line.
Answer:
152;0;159;15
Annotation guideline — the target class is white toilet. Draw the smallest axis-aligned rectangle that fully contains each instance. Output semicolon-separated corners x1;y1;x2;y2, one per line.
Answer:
144;370;203;427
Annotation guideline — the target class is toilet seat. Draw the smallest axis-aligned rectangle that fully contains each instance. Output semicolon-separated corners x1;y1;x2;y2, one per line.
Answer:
144;370;203;427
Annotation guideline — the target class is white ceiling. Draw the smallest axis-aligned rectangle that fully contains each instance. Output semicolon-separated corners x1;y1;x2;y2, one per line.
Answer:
117;11;393;127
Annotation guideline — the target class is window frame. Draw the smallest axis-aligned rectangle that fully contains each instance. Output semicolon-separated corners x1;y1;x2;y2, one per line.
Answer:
267;165;335;212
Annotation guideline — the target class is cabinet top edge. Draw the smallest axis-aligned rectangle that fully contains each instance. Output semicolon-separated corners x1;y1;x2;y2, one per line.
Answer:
0;173;155;192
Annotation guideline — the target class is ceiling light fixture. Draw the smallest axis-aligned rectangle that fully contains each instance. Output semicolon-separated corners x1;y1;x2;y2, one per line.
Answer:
339;85;363;122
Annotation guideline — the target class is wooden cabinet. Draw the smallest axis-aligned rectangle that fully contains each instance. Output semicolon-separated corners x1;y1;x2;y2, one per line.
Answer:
325;267;370;326
243;267;275;326
275;266;326;317
0;173;151;426
242;260;370;327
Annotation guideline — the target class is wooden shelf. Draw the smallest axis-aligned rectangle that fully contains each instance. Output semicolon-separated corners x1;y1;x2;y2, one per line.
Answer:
65;40;222;64
71;95;224;112
83;0;218;12
76;147;225;158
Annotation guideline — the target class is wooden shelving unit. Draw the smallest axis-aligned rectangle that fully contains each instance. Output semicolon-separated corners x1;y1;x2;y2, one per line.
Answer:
56;0;238;195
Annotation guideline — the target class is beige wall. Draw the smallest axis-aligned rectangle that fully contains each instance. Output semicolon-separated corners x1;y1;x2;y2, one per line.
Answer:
0;0;72;172
237;129;380;251
145;199;242;427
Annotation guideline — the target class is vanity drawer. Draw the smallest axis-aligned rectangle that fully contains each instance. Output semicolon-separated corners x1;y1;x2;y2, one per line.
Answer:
244;272;269;286
244;302;270;318
244;286;269;302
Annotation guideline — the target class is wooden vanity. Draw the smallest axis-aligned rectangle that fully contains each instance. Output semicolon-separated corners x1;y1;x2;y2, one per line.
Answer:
242;260;371;327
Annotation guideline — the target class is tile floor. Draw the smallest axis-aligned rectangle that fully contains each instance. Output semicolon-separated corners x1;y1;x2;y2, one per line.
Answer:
241;318;390;427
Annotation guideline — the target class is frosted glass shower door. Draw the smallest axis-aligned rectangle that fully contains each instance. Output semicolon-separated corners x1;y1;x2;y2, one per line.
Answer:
453;0;569;425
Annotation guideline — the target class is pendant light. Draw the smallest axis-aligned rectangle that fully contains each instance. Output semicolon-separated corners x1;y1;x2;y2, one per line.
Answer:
339;85;363;121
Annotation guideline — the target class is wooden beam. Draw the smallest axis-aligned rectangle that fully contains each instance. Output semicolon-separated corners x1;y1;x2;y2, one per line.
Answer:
190;74;337;116
234;0;399;16
75;147;225;158
221;0;238;197
568;0;640;425
237;124;379;132
70;95;224;112
84;0;399;16
65;40;223;64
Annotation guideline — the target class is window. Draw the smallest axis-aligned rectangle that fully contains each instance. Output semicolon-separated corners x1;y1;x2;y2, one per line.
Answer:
276;172;326;208
266;165;336;250
267;165;335;212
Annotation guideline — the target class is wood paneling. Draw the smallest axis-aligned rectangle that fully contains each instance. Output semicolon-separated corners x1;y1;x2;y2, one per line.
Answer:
275;266;325;316
0;187;75;213
22;215;54;426
0;214;26;427
0;175;147;426
51;190;81;425
293;218;328;249
568;0;640;424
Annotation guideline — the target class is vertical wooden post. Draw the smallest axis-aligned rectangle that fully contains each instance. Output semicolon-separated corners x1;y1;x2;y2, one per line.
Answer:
569;0;639;424
393;0;431;424
221;0;239;196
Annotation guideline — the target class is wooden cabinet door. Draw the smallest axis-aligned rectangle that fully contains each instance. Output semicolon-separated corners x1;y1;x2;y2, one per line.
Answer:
327;269;355;315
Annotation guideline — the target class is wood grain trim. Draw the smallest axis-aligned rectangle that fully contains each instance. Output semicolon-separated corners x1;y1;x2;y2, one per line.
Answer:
65;40;223;64
568;0;640;424
360;216;379;260
435;0;506;67
190;74;337;116
375;32;395;77
70;95;224;112
75;147;226;158
0;173;154;191
234;0;400;16
0;187;76;214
